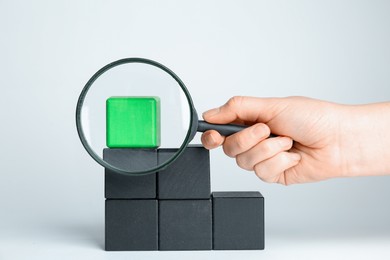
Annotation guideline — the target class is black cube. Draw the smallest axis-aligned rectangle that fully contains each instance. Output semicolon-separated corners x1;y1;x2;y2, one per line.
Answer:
105;199;158;251
212;192;264;250
159;199;212;250
103;148;157;199
158;145;210;199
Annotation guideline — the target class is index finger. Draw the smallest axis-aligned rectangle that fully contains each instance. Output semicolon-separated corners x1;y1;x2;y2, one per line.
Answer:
202;96;286;125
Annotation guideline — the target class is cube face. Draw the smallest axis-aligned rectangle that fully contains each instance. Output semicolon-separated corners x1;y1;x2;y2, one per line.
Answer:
106;97;160;148
158;145;211;199
159;200;212;250
103;148;157;199
212;192;264;250
105;199;158;251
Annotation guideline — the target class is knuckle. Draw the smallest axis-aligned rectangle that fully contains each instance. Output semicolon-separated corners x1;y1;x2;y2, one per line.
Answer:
260;141;273;156
236;155;252;171
226;96;244;110
223;132;248;157
256;174;273;183
234;134;248;151
222;144;235;158
258;123;271;137
254;164;278;184
254;164;269;182
280;152;291;164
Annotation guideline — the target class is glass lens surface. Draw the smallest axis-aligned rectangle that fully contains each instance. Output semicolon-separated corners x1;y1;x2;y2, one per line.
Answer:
78;60;191;175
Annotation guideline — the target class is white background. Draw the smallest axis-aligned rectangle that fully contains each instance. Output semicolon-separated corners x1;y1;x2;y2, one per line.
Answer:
1;1;390;259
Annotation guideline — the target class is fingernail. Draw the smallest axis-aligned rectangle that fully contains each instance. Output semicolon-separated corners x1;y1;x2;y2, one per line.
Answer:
278;137;292;148
203;107;220;118
290;153;301;161
208;132;217;146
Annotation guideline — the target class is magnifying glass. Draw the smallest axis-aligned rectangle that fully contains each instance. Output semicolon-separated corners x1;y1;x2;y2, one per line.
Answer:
76;58;252;176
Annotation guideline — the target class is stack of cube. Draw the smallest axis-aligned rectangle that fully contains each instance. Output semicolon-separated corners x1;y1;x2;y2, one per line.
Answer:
104;97;265;251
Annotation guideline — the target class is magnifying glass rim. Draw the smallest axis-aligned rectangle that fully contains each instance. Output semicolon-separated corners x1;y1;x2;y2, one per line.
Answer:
75;57;196;176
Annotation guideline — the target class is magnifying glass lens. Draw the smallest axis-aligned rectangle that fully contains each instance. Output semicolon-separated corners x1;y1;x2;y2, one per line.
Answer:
78;59;193;176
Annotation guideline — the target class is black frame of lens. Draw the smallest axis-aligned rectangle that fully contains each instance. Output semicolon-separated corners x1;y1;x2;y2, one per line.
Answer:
75;58;198;176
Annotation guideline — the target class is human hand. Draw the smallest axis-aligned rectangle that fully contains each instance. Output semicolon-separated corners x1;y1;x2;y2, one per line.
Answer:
201;96;390;185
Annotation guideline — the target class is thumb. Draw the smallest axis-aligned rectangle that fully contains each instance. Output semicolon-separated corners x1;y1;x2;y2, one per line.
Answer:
202;96;286;125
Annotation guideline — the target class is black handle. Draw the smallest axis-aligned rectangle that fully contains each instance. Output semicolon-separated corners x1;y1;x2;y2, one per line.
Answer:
197;120;277;137
197;120;248;136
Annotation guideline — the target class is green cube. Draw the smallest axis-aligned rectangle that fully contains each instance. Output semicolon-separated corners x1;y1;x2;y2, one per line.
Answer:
106;97;161;148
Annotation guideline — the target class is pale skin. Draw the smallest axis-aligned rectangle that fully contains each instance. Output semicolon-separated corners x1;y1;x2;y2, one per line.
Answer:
201;96;390;185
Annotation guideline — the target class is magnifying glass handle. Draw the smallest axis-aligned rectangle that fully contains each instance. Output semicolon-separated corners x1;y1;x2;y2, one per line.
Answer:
197;120;276;137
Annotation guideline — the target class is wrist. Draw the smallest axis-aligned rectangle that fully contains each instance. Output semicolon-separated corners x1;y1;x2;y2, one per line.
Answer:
340;103;390;177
